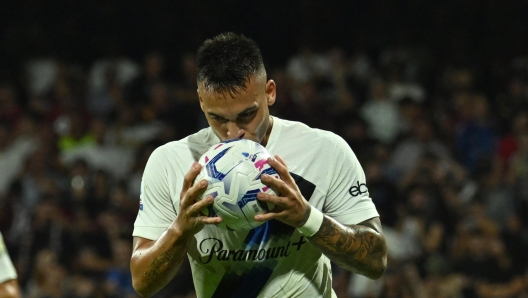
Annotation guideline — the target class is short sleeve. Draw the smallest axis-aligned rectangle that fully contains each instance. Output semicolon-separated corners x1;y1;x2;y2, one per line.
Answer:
0;233;17;283
133;146;177;241
323;134;379;225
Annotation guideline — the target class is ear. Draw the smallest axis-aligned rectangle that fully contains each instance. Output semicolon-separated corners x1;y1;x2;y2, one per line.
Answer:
199;98;205;112
265;80;276;106
197;88;205;112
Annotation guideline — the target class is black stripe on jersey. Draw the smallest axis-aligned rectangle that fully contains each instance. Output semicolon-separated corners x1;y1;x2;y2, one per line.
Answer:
210;172;316;298
291;172;317;203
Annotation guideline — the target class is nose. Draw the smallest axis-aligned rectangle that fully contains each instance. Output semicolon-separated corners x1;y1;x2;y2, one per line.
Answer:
226;121;245;139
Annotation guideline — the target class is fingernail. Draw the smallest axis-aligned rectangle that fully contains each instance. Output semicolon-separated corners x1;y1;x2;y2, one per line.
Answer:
193;162;200;170
201;180;207;186
261;174;268;180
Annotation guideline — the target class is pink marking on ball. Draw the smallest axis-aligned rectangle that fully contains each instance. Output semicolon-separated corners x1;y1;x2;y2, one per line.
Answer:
262;186;270;192
254;159;268;171
214;144;223;150
205;156;209;163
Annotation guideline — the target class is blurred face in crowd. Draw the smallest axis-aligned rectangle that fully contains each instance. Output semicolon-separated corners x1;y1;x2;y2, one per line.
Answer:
369;78;388;100
0;85;15;105
114;239;133;268
451;68;474;90
198;75;276;146
471;95;489;121
413;119;434;141
509;79;524;98
512;112;528;133
145;52;164;78
182;54;197;79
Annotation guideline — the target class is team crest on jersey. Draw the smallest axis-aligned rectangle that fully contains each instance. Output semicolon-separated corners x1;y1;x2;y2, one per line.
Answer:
139;180;144;210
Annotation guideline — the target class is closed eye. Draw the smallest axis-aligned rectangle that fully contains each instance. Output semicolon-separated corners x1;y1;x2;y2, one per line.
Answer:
238;110;257;120
210;115;228;123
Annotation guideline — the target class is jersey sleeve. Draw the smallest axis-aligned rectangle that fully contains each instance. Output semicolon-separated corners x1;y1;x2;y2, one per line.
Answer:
323;134;379;225
0;233;17;283
133;145;177;241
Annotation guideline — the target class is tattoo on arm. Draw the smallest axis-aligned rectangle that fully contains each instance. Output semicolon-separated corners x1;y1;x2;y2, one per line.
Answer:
141;243;189;297
308;216;387;279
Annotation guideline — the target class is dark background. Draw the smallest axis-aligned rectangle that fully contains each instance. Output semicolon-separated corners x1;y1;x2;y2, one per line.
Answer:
1;1;528;297
1;1;527;69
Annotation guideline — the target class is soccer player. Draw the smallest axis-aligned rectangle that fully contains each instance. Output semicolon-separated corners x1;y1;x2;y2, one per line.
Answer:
131;32;387;298
0;232;21;298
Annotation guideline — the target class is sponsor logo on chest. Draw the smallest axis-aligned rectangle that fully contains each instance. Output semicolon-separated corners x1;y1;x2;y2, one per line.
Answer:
198;236;308;264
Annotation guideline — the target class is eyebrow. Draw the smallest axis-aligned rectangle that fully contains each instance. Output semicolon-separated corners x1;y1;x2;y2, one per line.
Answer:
207;105;258;120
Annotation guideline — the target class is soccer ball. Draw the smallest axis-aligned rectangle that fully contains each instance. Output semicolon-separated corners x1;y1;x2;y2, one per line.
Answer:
195;139;279;231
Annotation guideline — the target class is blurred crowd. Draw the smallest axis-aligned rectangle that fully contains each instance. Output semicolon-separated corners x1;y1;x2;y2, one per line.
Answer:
1;42;528;298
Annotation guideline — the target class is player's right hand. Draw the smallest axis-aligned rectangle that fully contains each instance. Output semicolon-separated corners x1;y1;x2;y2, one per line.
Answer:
175;162;222;236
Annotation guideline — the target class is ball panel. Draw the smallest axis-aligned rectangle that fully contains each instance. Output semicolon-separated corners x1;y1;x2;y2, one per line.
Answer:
194;139;279;231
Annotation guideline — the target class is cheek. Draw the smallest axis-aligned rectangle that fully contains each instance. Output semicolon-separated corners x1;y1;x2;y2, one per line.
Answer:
206;120;227;139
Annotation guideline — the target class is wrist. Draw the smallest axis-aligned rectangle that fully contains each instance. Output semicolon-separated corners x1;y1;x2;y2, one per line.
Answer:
167;224;193;246
297;205;324;237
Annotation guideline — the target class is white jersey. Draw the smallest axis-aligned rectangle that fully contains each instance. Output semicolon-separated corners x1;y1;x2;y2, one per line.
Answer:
0;232;17;284
133;117;379;298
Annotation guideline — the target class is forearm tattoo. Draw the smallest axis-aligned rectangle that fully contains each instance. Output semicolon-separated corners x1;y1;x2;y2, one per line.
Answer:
141;243;189;297
309;216;387;278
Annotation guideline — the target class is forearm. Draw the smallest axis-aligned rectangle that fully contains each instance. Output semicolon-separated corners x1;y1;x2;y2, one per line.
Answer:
307;216;387;279
131;228;192;297
0;279;21;298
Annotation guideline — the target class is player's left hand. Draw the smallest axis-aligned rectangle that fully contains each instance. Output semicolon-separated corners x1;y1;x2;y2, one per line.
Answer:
255;155;310;228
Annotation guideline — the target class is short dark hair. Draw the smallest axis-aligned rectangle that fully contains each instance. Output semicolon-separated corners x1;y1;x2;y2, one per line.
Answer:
196;32;265;95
